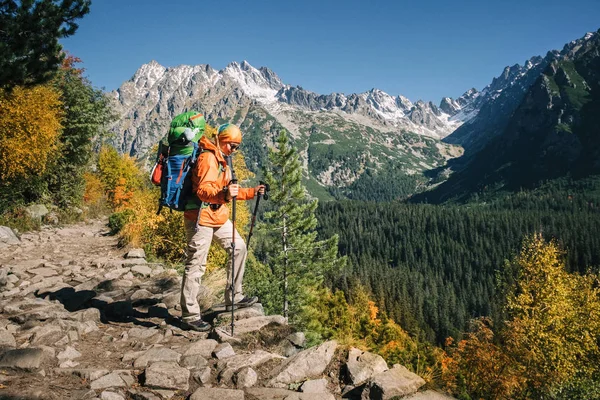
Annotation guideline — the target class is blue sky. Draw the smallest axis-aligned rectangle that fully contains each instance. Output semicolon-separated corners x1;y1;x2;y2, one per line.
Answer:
61;0;600;103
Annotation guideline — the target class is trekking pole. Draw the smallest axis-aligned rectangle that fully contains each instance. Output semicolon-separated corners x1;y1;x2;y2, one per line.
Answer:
227;155;238;336
247;181;269;248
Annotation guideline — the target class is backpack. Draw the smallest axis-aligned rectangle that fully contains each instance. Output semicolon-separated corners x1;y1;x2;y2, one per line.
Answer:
151;111;206;214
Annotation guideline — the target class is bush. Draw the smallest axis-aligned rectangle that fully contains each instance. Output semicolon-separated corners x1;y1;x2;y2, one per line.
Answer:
108;209;134;235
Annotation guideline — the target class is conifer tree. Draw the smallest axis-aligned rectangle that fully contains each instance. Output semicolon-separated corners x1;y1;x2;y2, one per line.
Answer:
260;130;343;324
0;0;91;88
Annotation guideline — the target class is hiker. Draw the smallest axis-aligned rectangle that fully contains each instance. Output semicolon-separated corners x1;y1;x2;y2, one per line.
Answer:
180;123;265;332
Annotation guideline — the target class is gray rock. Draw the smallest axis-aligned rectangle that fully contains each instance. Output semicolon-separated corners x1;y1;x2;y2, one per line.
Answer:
29;267;59;277
57;346;82;361
31;324;64;345
189;387;244;400
268;340;337;387
161;292;179;308
126;249;146;259
209;327;242;344
131;265;152;277
123;258;147;267
228;315;286;335
133;347;181;368
104;268;130;280
180;353;208;369
100;391;125;400
246;387;336;400
127;391;161;400
346;347;388;386
0;329;16;349
144;361;189;390
287;332;306;347
183;338;218;358
362;364;426;400
0;348;45;370
90;371;130;390
72;308;102;323
0;226;20;245
76;320;99;335
217;350;284;373
300;378;329;393
25;204;49;220
212;342;235;359
234;366;257;388
54;367;110;381
191;366;212;385
127;327;158;340
129;289;154;302
215;303;265;323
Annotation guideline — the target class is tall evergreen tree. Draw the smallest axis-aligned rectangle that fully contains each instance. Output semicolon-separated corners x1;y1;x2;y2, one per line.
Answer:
0;0;91;88
259;130;344;324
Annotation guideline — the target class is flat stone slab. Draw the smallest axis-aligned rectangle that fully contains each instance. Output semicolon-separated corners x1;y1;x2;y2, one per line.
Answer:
133;347;181;368
126;249;146;259
182;339;218;358
227;315;286;335
90;371;131;390
0;348;45;371
144;361;189;391
189;387;244;400
268;340;337;387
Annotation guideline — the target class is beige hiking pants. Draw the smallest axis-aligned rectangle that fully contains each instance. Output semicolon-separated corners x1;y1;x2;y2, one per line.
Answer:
180;218;248;322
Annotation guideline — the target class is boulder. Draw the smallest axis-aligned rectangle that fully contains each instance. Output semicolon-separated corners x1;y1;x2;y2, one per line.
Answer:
234;366;257;388
189;387;244;400
25;204;49;220
361;364;426;400
131;265;152;278
144;361;190;391
0;348;45;371
0;226;20;245
180;354;208;369
346;347;388;385
268;340;337;387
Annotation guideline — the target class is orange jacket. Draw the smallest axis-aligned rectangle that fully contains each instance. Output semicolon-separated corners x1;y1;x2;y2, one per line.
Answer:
183;136;255;227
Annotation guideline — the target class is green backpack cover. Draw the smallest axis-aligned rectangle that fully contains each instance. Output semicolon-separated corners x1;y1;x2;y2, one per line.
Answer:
163;111;206;156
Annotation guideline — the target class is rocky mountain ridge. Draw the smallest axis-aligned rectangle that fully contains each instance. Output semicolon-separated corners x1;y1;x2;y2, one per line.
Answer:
0;220;453;400
416;29;600;203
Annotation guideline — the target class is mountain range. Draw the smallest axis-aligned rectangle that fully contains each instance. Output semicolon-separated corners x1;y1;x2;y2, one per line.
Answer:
109;29;599;201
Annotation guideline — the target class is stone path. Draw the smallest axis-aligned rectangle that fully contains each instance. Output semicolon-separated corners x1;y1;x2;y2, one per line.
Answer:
0;219;450;400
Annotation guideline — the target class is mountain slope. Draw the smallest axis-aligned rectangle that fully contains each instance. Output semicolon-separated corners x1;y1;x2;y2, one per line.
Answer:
414;30;600;203
109;61;465;200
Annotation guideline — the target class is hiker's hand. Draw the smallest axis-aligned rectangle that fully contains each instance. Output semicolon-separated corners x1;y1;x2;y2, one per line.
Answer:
227;184;239;199
255;184;266;196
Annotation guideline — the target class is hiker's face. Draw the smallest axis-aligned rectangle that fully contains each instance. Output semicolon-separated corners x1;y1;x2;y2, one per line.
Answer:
220;141;240;156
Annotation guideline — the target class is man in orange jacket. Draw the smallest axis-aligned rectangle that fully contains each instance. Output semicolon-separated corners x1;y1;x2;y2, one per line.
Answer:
180;123;265;332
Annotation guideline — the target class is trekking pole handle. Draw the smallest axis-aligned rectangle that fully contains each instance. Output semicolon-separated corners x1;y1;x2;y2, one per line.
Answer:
259;180;270;200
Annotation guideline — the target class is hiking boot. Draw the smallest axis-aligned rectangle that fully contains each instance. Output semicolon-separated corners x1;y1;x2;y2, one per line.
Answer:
182;319;211;332
225;295;259;311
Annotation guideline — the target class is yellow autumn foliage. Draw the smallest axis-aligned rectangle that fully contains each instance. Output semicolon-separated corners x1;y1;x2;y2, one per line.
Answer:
504;233;600;394
0;85;63;182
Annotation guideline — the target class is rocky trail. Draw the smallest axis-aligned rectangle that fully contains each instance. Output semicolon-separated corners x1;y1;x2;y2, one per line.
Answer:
0;219;453;400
